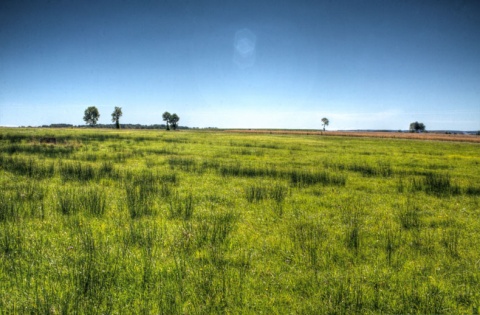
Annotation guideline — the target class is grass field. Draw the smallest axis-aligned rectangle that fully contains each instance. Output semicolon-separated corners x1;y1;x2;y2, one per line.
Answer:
1;127;479;314
227;129;480;143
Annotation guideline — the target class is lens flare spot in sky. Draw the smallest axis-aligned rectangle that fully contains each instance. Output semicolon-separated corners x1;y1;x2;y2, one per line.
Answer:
234;28;256;69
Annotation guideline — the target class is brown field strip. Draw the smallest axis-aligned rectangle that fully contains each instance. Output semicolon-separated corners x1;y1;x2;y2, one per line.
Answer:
225;129;480;143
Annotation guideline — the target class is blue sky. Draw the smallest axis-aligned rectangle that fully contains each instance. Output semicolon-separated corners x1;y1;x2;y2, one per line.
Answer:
1;0;479;130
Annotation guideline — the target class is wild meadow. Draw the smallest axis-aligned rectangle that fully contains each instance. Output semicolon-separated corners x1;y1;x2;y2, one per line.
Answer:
1;127;479;314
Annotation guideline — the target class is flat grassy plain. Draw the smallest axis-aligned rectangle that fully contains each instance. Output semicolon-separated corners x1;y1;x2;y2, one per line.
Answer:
1;128;479;314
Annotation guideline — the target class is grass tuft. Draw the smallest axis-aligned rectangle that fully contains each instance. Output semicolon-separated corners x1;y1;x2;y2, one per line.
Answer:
397;202;422;230
59;161;96;181
410;172;460;195
245;185;268;203
168;193;195;220
125;182;155;219
290;169;346;186
57;187;79;215
81;187;107;217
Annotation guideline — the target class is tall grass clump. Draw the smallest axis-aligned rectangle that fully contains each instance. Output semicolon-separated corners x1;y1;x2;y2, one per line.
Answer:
219;163;279;178
124;170;178;218
270;183;288;216
0;222;23;256
0;181;48;222
397;202;422;230
73;228;120;309
290;220;324;269
125;182;155;219
0;156;55;178
195;211;238;249
346;220;361;253
270;184;288;203
125;169;177;192
168;157;197;172
5;142;75;157
244;183;288;204
80;187;107;217
59;161;96;181
336;202;365;257
397;176;406;193
383;224;401;265
424;172;460;195
290;169;346;187
348;161;392;177
124;220;163;249
15;181;47;219
0;132;28;143
0;192;18;222
441;227;461;258
57;187;80;215
159;182;173;198
98;161;115;177
410;172;460;195
160;173;178;185
168;193;195;220
465;185;480;196
245;185;268;203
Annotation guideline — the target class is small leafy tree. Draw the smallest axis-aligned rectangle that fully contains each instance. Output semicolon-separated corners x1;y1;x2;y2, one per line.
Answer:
321;117;329;131
170;113;180;130
409;121;426;133
83;106;100;126
162;112;171;130
111;107;123;129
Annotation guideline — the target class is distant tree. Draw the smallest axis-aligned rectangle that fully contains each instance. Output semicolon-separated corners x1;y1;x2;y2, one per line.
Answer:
170;113;180;130
409;121;426;133
321;117;329;131
83;106;100;126
419;122;426;132
111;107;123;129
162;112;171;130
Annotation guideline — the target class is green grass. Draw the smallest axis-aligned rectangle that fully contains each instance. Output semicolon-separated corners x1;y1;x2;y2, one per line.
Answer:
1;127;480;313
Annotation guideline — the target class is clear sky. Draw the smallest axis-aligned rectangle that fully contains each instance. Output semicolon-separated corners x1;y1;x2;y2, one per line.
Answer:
1;0;479;130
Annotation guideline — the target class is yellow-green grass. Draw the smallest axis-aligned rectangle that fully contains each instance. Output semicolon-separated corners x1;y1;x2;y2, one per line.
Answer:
1;128;479;313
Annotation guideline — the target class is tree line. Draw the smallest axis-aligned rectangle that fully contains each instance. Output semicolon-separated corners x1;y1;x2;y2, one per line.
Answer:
83;107;181;130
81;108;426;133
